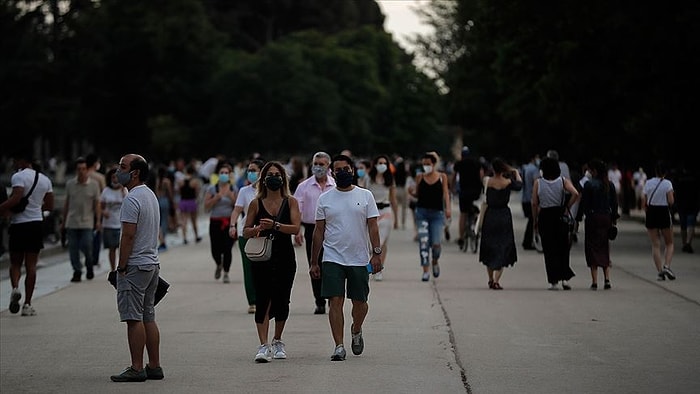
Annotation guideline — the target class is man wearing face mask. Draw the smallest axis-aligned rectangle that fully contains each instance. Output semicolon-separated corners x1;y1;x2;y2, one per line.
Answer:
293;151;335;314
111;153;164;382
310;154;382;361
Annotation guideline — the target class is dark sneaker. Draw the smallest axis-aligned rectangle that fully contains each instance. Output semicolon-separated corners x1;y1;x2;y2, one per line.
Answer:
9;288;21;314
604;280;611;290
657;272;666;281
71;272;81;283
663;266;676;280
432;263;440;278
145;364;164;380
314;305;326;315
331;345;346;361
86;270;94;280
351;326;364;355
110;366;147;382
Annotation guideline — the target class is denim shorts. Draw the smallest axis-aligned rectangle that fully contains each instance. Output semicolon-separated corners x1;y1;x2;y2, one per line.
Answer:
102;228;121;249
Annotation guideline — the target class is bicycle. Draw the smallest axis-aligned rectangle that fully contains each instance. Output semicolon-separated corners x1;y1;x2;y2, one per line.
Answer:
459;203;480;253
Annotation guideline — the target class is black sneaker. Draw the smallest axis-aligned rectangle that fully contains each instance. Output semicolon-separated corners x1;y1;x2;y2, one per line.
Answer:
110;366;147;382
590;283;597;290
86;271;94;280
663;266;676;280
351;325;364;355
145;364;164;380
657;271;666;281
314;305;326;315
604;280;611;290
71;273;81;283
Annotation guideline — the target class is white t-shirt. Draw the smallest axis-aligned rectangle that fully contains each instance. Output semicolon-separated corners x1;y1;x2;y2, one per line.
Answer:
9;168;53;225
234;184;257;229
315;187;379;266
643;177;673;206
101;186;128;229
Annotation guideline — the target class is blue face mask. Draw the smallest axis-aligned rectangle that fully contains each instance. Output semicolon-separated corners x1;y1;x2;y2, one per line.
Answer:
247;171;258;183
357;169;366;178
312;165;326;178
218;174;230;183
116;170;132;186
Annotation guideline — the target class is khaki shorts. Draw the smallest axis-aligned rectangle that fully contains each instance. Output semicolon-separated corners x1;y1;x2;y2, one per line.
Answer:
117;264;159;322
320;262;370;302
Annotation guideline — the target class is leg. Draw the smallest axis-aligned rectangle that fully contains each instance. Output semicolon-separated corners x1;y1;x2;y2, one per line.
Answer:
23;252;39;304
255;300;272;344
9;251;23;290
144;321;161;368
108;247;117;271
350;300;369;333
493;268;503;285
304;224;325;309
239;238;256;306
126;320;147;371
590;266;598;285
661;227;675;268
328;296;345;346
418;219;430;274
647;229;663;272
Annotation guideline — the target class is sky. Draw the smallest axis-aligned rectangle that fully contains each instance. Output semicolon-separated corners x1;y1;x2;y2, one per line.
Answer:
376;0;434;53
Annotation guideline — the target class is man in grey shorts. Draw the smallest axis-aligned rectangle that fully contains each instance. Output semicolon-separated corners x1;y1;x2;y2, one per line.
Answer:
110;154;164;382
310;154;383;361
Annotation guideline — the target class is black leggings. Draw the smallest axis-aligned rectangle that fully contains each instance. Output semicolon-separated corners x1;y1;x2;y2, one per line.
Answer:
209;219;235;272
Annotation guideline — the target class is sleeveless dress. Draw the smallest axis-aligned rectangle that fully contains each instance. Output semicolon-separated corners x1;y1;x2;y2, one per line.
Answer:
479;181;522;269
250;198;297;323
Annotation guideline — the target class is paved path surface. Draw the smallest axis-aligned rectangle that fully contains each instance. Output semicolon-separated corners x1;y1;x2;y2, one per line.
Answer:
2;199;699;393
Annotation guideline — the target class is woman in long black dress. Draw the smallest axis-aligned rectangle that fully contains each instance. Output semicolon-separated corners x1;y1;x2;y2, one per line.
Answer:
532;157;580;290
479;158;522;290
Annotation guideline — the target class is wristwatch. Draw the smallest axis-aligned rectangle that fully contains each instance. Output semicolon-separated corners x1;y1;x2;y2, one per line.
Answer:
274;222;281;231
373;246;382;255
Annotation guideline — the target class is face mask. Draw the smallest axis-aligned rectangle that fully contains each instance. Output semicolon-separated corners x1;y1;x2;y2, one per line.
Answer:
265;175;283;191
247;171;258;183
312;165;326;178
116;170;132;186
375;164;388;174
335;170;354;188
422;165;433;174
218;174;230;183
356;169;366;178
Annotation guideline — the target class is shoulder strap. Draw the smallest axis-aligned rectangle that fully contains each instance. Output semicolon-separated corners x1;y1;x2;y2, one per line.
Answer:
560;177;566;207
648;178;663;203
275;198;288;221
26;170;40;198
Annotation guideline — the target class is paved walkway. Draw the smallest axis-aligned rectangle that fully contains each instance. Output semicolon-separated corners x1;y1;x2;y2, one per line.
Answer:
1;200;699;393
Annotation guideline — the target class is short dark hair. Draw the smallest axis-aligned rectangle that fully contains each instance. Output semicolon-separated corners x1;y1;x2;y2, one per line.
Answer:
131;157;150;182
331;154;353;168
540;157;561;180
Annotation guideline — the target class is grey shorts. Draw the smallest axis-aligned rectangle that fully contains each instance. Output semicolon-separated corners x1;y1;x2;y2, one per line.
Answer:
320;262;370;302
103;228;121;249
117;264;160;322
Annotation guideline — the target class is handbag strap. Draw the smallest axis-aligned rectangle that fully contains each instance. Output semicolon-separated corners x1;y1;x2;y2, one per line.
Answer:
647;178;663;204
560;177;567;207
25;170;40;198
274;198;288;226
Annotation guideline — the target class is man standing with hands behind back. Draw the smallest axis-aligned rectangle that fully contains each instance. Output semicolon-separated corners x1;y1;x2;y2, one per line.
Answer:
294;151;335;314
310;154;382;361
110;154;164;382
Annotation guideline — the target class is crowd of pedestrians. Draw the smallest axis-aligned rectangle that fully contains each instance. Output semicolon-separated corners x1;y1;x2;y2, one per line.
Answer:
2;146;699;379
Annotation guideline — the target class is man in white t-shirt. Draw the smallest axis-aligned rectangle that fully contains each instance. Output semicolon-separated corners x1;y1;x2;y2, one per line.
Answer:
0;151;54;316
310;154;382;362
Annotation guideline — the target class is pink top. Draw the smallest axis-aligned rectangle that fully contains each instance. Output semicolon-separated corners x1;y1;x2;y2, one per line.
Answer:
293;175;336;224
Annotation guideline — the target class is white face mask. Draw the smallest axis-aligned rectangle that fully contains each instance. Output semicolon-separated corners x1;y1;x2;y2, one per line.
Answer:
375;164;387;174
423;165;433;174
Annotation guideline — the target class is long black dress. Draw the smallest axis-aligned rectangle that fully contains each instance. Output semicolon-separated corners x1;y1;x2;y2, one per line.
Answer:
479;181;522;269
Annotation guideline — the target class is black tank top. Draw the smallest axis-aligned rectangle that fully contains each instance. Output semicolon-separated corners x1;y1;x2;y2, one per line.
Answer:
180;178;196;199
417;177;444;210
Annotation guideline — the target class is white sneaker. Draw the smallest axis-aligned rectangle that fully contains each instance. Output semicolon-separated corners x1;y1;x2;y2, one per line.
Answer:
21;304;36;316
223;273;230;283
374;271;383;281
331;344;346;361
271;339;287;359
215;264;222;280
9;288;21;314
254;344;272;363
548;283;559;290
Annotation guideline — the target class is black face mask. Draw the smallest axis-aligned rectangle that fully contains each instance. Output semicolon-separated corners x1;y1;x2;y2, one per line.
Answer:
265;175;283;191
335;170;353;188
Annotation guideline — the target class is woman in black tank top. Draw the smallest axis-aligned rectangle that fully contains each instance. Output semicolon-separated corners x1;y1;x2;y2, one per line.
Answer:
410;153;452;282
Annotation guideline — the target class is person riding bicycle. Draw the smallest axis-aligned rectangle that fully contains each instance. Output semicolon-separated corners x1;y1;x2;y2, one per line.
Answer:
451;146;484;249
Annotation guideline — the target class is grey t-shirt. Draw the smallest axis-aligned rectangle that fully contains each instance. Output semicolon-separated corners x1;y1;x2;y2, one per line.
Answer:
120;184;160;266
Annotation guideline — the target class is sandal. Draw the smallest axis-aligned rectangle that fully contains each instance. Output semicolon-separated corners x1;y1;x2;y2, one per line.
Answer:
492;282;503;290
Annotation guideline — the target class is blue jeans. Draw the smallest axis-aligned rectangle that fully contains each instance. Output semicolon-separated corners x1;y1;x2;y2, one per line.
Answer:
67;228;94;274
415;207;445;266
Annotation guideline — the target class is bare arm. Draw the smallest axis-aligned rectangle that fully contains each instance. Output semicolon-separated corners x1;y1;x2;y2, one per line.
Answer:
117;222;136;272
309;219;326;279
